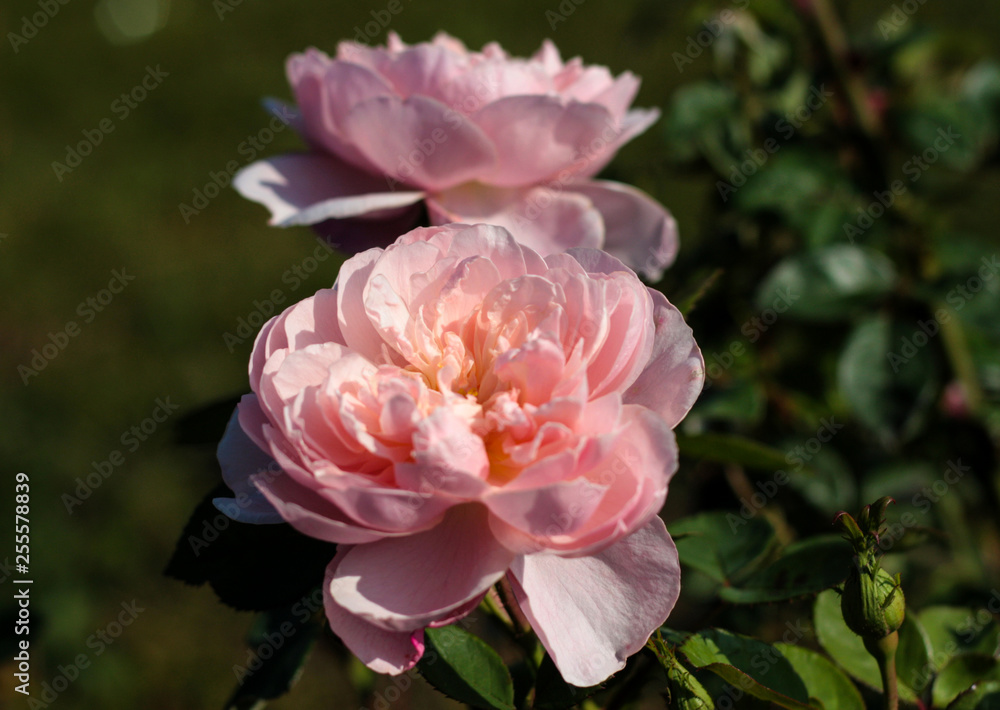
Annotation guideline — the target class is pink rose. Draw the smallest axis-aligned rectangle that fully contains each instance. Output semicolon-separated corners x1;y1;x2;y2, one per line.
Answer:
217;223;703;686
233;33;678;280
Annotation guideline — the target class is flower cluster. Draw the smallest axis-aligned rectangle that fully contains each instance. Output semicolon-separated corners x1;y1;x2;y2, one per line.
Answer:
217;33;703;688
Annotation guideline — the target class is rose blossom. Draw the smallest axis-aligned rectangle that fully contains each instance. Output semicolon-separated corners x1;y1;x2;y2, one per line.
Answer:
216;223;703;686
233;32;679;280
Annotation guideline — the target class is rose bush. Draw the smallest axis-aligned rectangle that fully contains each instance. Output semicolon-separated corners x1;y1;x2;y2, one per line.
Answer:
233;33;679;280
216;223;703;686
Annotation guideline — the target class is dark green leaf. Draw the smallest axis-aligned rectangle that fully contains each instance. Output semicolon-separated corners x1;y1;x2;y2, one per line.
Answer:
164;484;337;611
677;630;814;709
934;655;1000;708
920;605;1000;674
225;603;323;710
719;536;852;604
837;315;940;446
533;653;601;710
948;681;1000;710
419;625;515;710
691;379;767;426
774;643;865;710
671;512;778;585
676;432;796;472
756;245;896;323
896;612;933;694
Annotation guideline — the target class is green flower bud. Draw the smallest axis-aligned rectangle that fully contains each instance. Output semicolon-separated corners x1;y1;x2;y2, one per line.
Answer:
841;561;905;640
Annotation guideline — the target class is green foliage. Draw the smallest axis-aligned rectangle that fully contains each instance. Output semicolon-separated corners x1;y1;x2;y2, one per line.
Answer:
418;626;515;710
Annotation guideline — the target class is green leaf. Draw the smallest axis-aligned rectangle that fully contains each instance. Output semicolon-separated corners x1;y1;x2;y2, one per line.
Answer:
896;612;933;694
671;512;778;585
691;379;767;426
784;445;857;517
774;643;865;710
665;82;742;163
225;603;322;710
920;605;1000;673
676;432;796;472
948;681;1000;710
837;315;940;446
419;626;515;710
164;485;338;612
934;655;1000;708
755;245;896;322
813;590;921;703
719;535;852;604
533;654;600;710
677;630;815;709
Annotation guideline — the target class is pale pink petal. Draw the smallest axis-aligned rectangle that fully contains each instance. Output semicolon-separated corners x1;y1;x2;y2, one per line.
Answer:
569;180;679;280
336;249;403;365
571;108;660;179
214;408;284;524
340;95;497;191
330;504;513;631
589;72;641;121
509;516;681;686
253;468;392;544
533;39;563;74
233;154;424;227
324;550;426;675
484;478;606;554
625;291;705;428
426;185;603;257
472;96;614;186
541;405;675;556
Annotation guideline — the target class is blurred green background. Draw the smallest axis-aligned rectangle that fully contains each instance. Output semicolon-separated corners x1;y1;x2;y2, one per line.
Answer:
3;0;1000;708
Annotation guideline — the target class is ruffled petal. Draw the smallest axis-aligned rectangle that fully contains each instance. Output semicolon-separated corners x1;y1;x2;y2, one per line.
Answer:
472;96;614;187
233;153;423;227
213;408;283;524
329;504;513;631
569;180;678;281
324;549;426;675
509;516;681;686
625;290;705;428
426;184;603;257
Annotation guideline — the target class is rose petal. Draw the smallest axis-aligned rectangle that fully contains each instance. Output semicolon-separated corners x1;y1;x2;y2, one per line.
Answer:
233;154;424;227
324;549;426;675
625;290;705;428
569;180;679;280
472;96;615;187
213;408;284;524
426;184;603;257
509;516;681;686
330;504;513;631
340;95;497;191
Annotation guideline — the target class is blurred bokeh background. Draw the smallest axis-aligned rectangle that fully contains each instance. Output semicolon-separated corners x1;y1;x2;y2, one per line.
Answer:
3;0;1000;708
